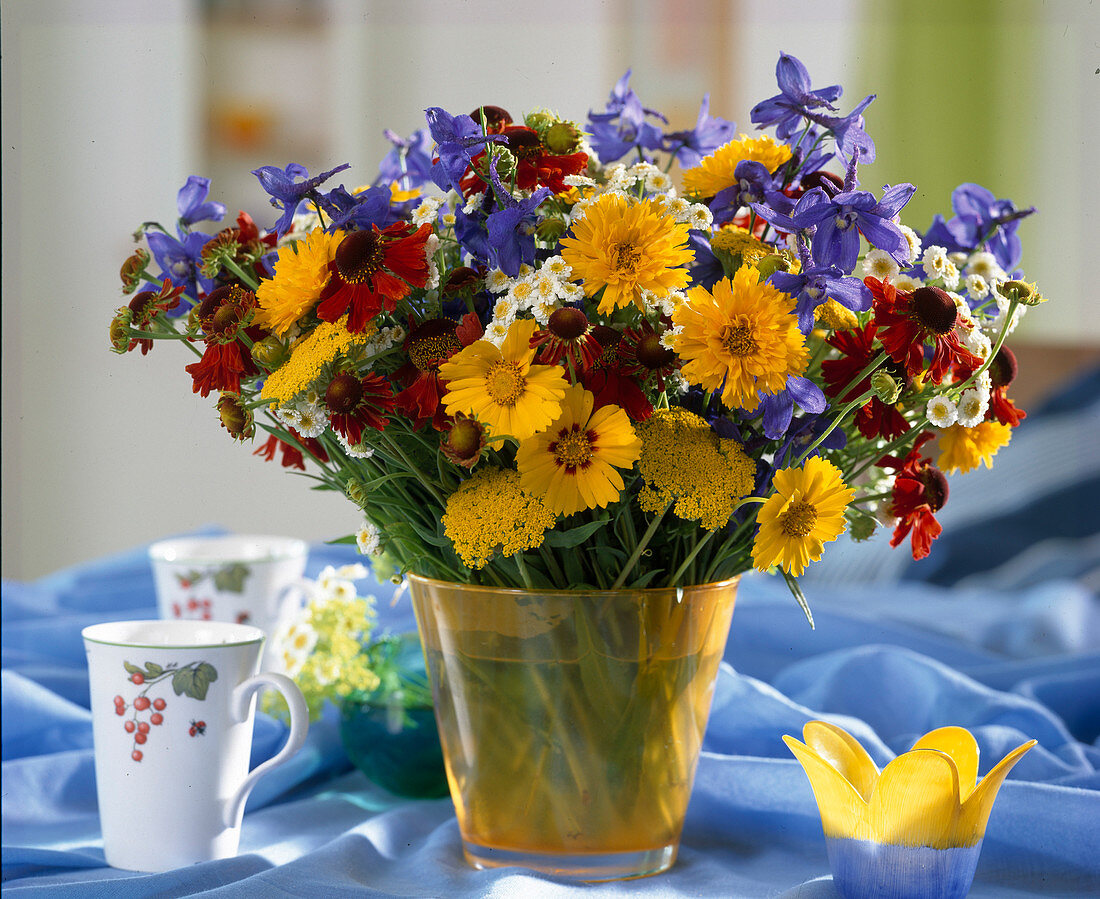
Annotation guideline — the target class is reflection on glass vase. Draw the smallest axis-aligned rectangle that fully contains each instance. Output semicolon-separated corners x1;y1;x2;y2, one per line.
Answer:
407;573;739;882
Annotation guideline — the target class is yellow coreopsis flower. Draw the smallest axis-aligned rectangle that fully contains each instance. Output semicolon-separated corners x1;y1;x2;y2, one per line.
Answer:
559;192;693;315
438;318;569;443
682;134;792;198
517;384;641;517
752;456;854;577
937;421;1012;474
784;720;1035;849
255;228;342;337
670;266;808;412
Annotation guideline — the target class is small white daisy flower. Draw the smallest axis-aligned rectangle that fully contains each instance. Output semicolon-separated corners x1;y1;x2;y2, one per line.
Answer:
948;251;968;268
411;197;443;226
656;289;687;317
424;233;441;290
605;163;633;190
334;430;375;459
484;320;511;345
463;192;485;214
897;224;922;263
926;395;958;428
532;272;560;301
645;169;675;194
922;245;950;280
557;281;585;303
542;256;571;279
485;268;512;293
686;203;714;230
563;174;596;189
965;251;1001;281
492;296;518;323
956;389;989;427
941;261;961;290
665;197;691;220
273;620;318;678
893;273;922;292
532;296;561;325
862;248;901;281
660;325;683;349
295;403;329;438
965;273;990;299
356;521;383;556
961;326;991;360
275;406;303;429
628;161;659;182
508;278;538;308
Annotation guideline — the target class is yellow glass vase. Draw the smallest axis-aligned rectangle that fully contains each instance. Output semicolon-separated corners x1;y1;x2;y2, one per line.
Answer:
407;573;739;881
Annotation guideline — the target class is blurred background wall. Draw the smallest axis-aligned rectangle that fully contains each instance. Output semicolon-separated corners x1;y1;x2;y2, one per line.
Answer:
3;0;1097;579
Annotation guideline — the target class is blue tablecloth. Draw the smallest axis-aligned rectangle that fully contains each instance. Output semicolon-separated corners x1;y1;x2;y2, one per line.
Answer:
4;374;1100;897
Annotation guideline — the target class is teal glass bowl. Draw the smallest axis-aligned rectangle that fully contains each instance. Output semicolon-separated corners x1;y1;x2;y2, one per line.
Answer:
338;635;448;799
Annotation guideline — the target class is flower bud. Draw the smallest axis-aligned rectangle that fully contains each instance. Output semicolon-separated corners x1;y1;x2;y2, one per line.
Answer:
871;370;902;405
109;307;134;354
442;415;487;469
997;279;1046;306
469;105;512;132
345;479;370;509
755;252;793;279
216;392;254;441
848;514;877;542
119;248;151;295
252;335;289;370
535;217;567;241
543;121;583;155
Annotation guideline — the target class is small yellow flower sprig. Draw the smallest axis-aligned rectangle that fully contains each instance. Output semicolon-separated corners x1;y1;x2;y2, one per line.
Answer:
265;564;381;722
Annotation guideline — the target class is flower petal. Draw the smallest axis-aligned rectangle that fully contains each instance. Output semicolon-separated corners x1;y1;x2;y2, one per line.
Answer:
912;727;979;801
802;720;878;802
956;739;1036;845
784;735;870;841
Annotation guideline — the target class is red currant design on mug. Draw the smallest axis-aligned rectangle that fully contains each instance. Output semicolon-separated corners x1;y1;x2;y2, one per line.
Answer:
118;659;218;761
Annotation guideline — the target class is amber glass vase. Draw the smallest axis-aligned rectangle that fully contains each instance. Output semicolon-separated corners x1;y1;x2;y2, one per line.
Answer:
407;573;739;881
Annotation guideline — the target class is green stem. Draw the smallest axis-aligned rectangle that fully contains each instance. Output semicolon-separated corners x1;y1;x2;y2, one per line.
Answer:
612;502;670;589
796;389;875;467
222;258;260;291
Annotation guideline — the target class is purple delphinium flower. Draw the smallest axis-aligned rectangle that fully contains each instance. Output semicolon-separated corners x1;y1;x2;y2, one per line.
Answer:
322;184;402;232
923;182;1036;273
586;70;667;163
754;182;915;272
750;53;843;139
374;128;434;190
709;159;776;225
663;94;736;169
251;162;351;236
757;377;827;440
687;231;725;289
424;107;503;194
176;176;226;227
482;156;550;276
769;266;871;334
771;411;847;471
146;229;213;313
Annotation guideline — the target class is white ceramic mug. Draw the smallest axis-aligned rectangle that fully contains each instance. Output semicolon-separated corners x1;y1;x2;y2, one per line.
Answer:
148;535;313;651
83;619;309;872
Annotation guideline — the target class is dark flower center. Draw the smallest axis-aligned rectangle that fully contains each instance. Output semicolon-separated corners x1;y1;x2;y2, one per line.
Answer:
443;266;481;295
548;307;589;341
919;465;950;512
407;320;460;372
446;418;483;459
911;286;957;335
503;127;543;161
989;345;1018;389
129;290;156;317
549;425;596;471
635;333;676;370
335;231;385;285
470;105;513;132
326;372;363;414
591;325;622;366
799;170;844;197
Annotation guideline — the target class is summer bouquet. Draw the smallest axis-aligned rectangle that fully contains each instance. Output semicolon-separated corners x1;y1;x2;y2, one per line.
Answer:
110;54;1048;877
110;55;1044;613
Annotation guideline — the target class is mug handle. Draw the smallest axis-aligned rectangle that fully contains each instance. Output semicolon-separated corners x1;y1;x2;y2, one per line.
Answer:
266;577;318;620
222;672;309;828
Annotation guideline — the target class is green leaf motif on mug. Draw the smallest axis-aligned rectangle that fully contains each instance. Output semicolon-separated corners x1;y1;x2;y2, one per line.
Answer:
173;662;219;700
213;563;250;593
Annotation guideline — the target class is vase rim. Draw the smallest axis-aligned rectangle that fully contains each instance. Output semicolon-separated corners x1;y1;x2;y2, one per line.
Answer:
403;572;741;597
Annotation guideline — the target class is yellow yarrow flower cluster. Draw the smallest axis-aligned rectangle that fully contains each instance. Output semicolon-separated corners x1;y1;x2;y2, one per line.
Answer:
636;407;756;530
260;317;375;407
255;228;342;337
710;225;773;261
682;134;793;198
442;468;557;568
814;298;860;332
937;421;1012;474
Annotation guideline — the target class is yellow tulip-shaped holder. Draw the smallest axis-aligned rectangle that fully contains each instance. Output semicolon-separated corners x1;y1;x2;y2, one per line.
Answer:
784;721;1036;899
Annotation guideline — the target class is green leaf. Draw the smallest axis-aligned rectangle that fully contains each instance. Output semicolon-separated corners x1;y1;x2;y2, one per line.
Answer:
542;518;610;548
172;662;218;701
213;563;250;593
172;667;195;697
144;662;164;677
782;570;815;629
192;662;218;700
326;534;359;545
123;661;141;675
626;568;666;589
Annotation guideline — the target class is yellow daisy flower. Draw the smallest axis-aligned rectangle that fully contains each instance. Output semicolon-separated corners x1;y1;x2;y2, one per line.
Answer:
682;133;793;198
442;468;557;568
438;318;569;443
517;384;641;517
936;421;1012;474
752;456;854;577
559;193;693;315
255;228;342;337
670;266;809;412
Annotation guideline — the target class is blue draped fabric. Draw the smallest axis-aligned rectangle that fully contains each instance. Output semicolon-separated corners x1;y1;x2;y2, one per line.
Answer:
4;372;1099;896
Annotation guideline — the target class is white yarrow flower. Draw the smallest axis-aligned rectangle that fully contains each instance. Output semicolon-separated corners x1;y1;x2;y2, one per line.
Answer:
492;296;518;322
463;192;485;214
645;169;675;193
926;395;958;428
542;255;571;279
563;174;596;189
686;203;714;230
334;430;375;459
956;389;989;427
922;245;950;280
295;402;329;438
485;320;511;345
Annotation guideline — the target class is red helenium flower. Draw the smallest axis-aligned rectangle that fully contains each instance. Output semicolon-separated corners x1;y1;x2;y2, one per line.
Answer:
821;321;910;441
185;283;266;396
879;434;948;560
868;278;983;384
393;314;481;429
461;125;588;197
323;371;396;445
316;223;434;333
124;280;186;355
581;325;653;421
253;429;330;471
531;307;602;374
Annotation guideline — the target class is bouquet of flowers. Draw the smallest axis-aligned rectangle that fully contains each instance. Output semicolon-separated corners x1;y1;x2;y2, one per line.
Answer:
110;53;1046;619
